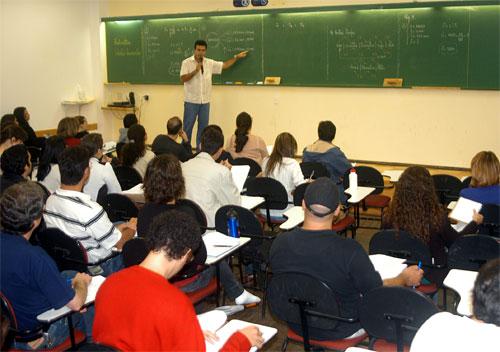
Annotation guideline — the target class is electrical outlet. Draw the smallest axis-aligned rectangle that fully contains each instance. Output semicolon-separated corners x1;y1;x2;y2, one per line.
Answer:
143;94;149;101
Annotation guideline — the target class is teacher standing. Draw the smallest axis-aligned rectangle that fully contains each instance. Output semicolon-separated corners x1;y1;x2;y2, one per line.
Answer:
180;39;248;148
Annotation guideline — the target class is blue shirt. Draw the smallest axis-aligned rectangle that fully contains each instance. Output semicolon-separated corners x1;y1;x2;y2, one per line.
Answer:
460;185;500;205
0;231;74;331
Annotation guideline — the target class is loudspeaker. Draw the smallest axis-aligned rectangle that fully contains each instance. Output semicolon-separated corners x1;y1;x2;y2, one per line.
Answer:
233;0;249;7
251;0;268;5
129;92;135;107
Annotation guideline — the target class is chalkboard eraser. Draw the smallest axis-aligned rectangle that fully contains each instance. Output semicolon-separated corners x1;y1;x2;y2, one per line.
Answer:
256;81;263;85
234;81;243;85
264;77;281;85
225;81;233;84
383;78;403;88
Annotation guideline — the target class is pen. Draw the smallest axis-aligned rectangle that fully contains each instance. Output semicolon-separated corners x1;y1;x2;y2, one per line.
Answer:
413;260;422;289
308;170;315;182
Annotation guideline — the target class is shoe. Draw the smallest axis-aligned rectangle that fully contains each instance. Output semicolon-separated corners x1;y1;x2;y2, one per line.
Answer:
234;290;261;305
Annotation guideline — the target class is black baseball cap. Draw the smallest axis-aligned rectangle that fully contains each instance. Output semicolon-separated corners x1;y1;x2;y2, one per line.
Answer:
303;177;340;217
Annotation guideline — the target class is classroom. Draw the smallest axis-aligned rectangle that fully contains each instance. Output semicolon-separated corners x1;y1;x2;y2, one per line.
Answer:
1;0;499;351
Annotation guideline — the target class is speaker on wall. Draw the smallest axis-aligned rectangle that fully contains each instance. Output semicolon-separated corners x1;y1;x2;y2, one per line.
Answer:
129;92;135;107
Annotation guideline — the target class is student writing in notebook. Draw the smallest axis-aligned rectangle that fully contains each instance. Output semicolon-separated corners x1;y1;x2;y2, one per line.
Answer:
93;210;264;351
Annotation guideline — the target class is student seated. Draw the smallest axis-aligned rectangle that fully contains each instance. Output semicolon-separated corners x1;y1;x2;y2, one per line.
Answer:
81;133;121;202
121;124;155;178
0;124;27;157
36;136;65;194
137;154;259;304
182;126;241;227
460;151;500;205
383;166;483;285
93;210;264;351
0;182;93;350
226;112;268;165
0;144;31;194
13;106;46;151
0;113;18;130
410;258;500;352
151;116;193;162
43;146;136;276
74;115;89;139
117;113;137;144
303;121;351;203
262;132;305;218
57;117;81;147
270;177;423;341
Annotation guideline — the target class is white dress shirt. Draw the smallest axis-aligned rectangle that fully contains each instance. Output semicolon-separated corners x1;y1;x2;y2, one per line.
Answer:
83;157;122;202
44;189;121;262
182;152;241;227
410;312;500;352
180;55;223;104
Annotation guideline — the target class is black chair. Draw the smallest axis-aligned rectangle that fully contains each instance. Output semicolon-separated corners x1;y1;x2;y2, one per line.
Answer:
292;182;309;206
176;198;211;231
122;237;148;268
448;234;500;271
300;162;330;179
267;272;367;351
432;174;463;205
96;184;108;207
100;193;138;223
113;165;142;191
1;291;86;350
359;286;439;352
245;177;290;228
232;157;262;177
36;228;118;274
343;166;391;227
478;204;500;238
461;176;472;188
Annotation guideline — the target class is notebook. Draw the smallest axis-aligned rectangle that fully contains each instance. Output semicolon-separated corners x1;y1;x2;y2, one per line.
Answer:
203;231;240;257
369;254;407;280
231;165;250;193
449;197;482;224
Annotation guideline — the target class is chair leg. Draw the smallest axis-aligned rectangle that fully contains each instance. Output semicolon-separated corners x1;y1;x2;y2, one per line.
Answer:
351;225;356;240
281;337;289;352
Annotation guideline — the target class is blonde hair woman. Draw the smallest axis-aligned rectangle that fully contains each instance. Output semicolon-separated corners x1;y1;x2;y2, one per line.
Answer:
460;151;500;205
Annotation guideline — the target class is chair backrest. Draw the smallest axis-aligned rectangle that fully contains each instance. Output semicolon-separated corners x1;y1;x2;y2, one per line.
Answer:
215;205;264;237
343;166;385;195
293;183;309;206
100;193;139;223
176;199;208;231
267;272;342;331
232;157;262;177
96;184;108;207
122;237;148;268
113;165;142;191
461;176;472;188
478;204;500;238
432;174;463;205
76;342;117;351
359;286;439;349
37;228;88;272
300;162;330;179
448;234;500;271
245;177;289;210
369;229;432;265
1;292;43;344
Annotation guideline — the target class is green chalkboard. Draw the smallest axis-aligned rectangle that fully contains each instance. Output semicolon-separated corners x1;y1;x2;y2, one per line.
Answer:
104;3;500;89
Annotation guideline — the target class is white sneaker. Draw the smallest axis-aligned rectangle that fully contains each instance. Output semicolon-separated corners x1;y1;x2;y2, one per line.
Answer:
234;290;261;305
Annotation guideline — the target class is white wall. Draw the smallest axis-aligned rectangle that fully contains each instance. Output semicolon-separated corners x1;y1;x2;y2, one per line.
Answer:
100;0;500;168
0;0;104;133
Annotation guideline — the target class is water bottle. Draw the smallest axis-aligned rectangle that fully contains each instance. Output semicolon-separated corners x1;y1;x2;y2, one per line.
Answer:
226;209;240;238
349;168;358;191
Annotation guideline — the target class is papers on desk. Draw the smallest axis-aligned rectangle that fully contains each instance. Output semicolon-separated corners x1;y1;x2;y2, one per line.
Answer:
382;169;404;182
231;165;250;193
369;254;407;280
103;141;117;154
203;231;240;257
449;197;482;224
443;269;478;316
121;183;144;195
37;275;106;322
240;195;264;210
280;206;304;230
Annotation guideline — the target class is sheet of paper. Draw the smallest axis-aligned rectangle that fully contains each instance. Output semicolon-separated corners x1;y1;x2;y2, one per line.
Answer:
205;319;277;352
231;165;250;193
203;231;240;257
443;269;478;316
449;197;482;224
369;254;407;280
121;183;144;195
197;310;227;333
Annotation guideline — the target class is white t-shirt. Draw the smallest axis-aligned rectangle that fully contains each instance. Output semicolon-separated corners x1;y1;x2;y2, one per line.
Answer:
133;150;155;179
261;156;305;217
180;55;223;104
410;312;500;352
83;157;122;202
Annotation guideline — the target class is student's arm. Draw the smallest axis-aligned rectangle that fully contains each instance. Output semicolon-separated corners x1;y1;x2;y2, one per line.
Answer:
66;273;91;311
220;327;263;352
115;218;137;250
105;164;122;194
222;51;248;70
383;265;423;287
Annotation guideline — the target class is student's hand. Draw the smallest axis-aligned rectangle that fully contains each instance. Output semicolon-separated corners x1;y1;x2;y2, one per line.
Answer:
239;326;264;349
220;159;232;170
72;273;92;287
235;51;248;59
180;130;189;143
203;330;219;344
100;154;112;164
472;209;484;225
126;217;137;231
400;265;424;287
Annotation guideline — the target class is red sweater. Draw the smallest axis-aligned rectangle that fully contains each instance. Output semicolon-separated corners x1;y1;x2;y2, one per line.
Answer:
93;265;251;351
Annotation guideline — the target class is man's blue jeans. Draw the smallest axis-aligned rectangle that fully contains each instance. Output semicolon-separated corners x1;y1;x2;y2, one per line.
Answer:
183;102;210;149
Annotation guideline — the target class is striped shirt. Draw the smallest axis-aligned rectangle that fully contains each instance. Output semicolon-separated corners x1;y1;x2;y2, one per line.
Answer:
43;189;121;262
